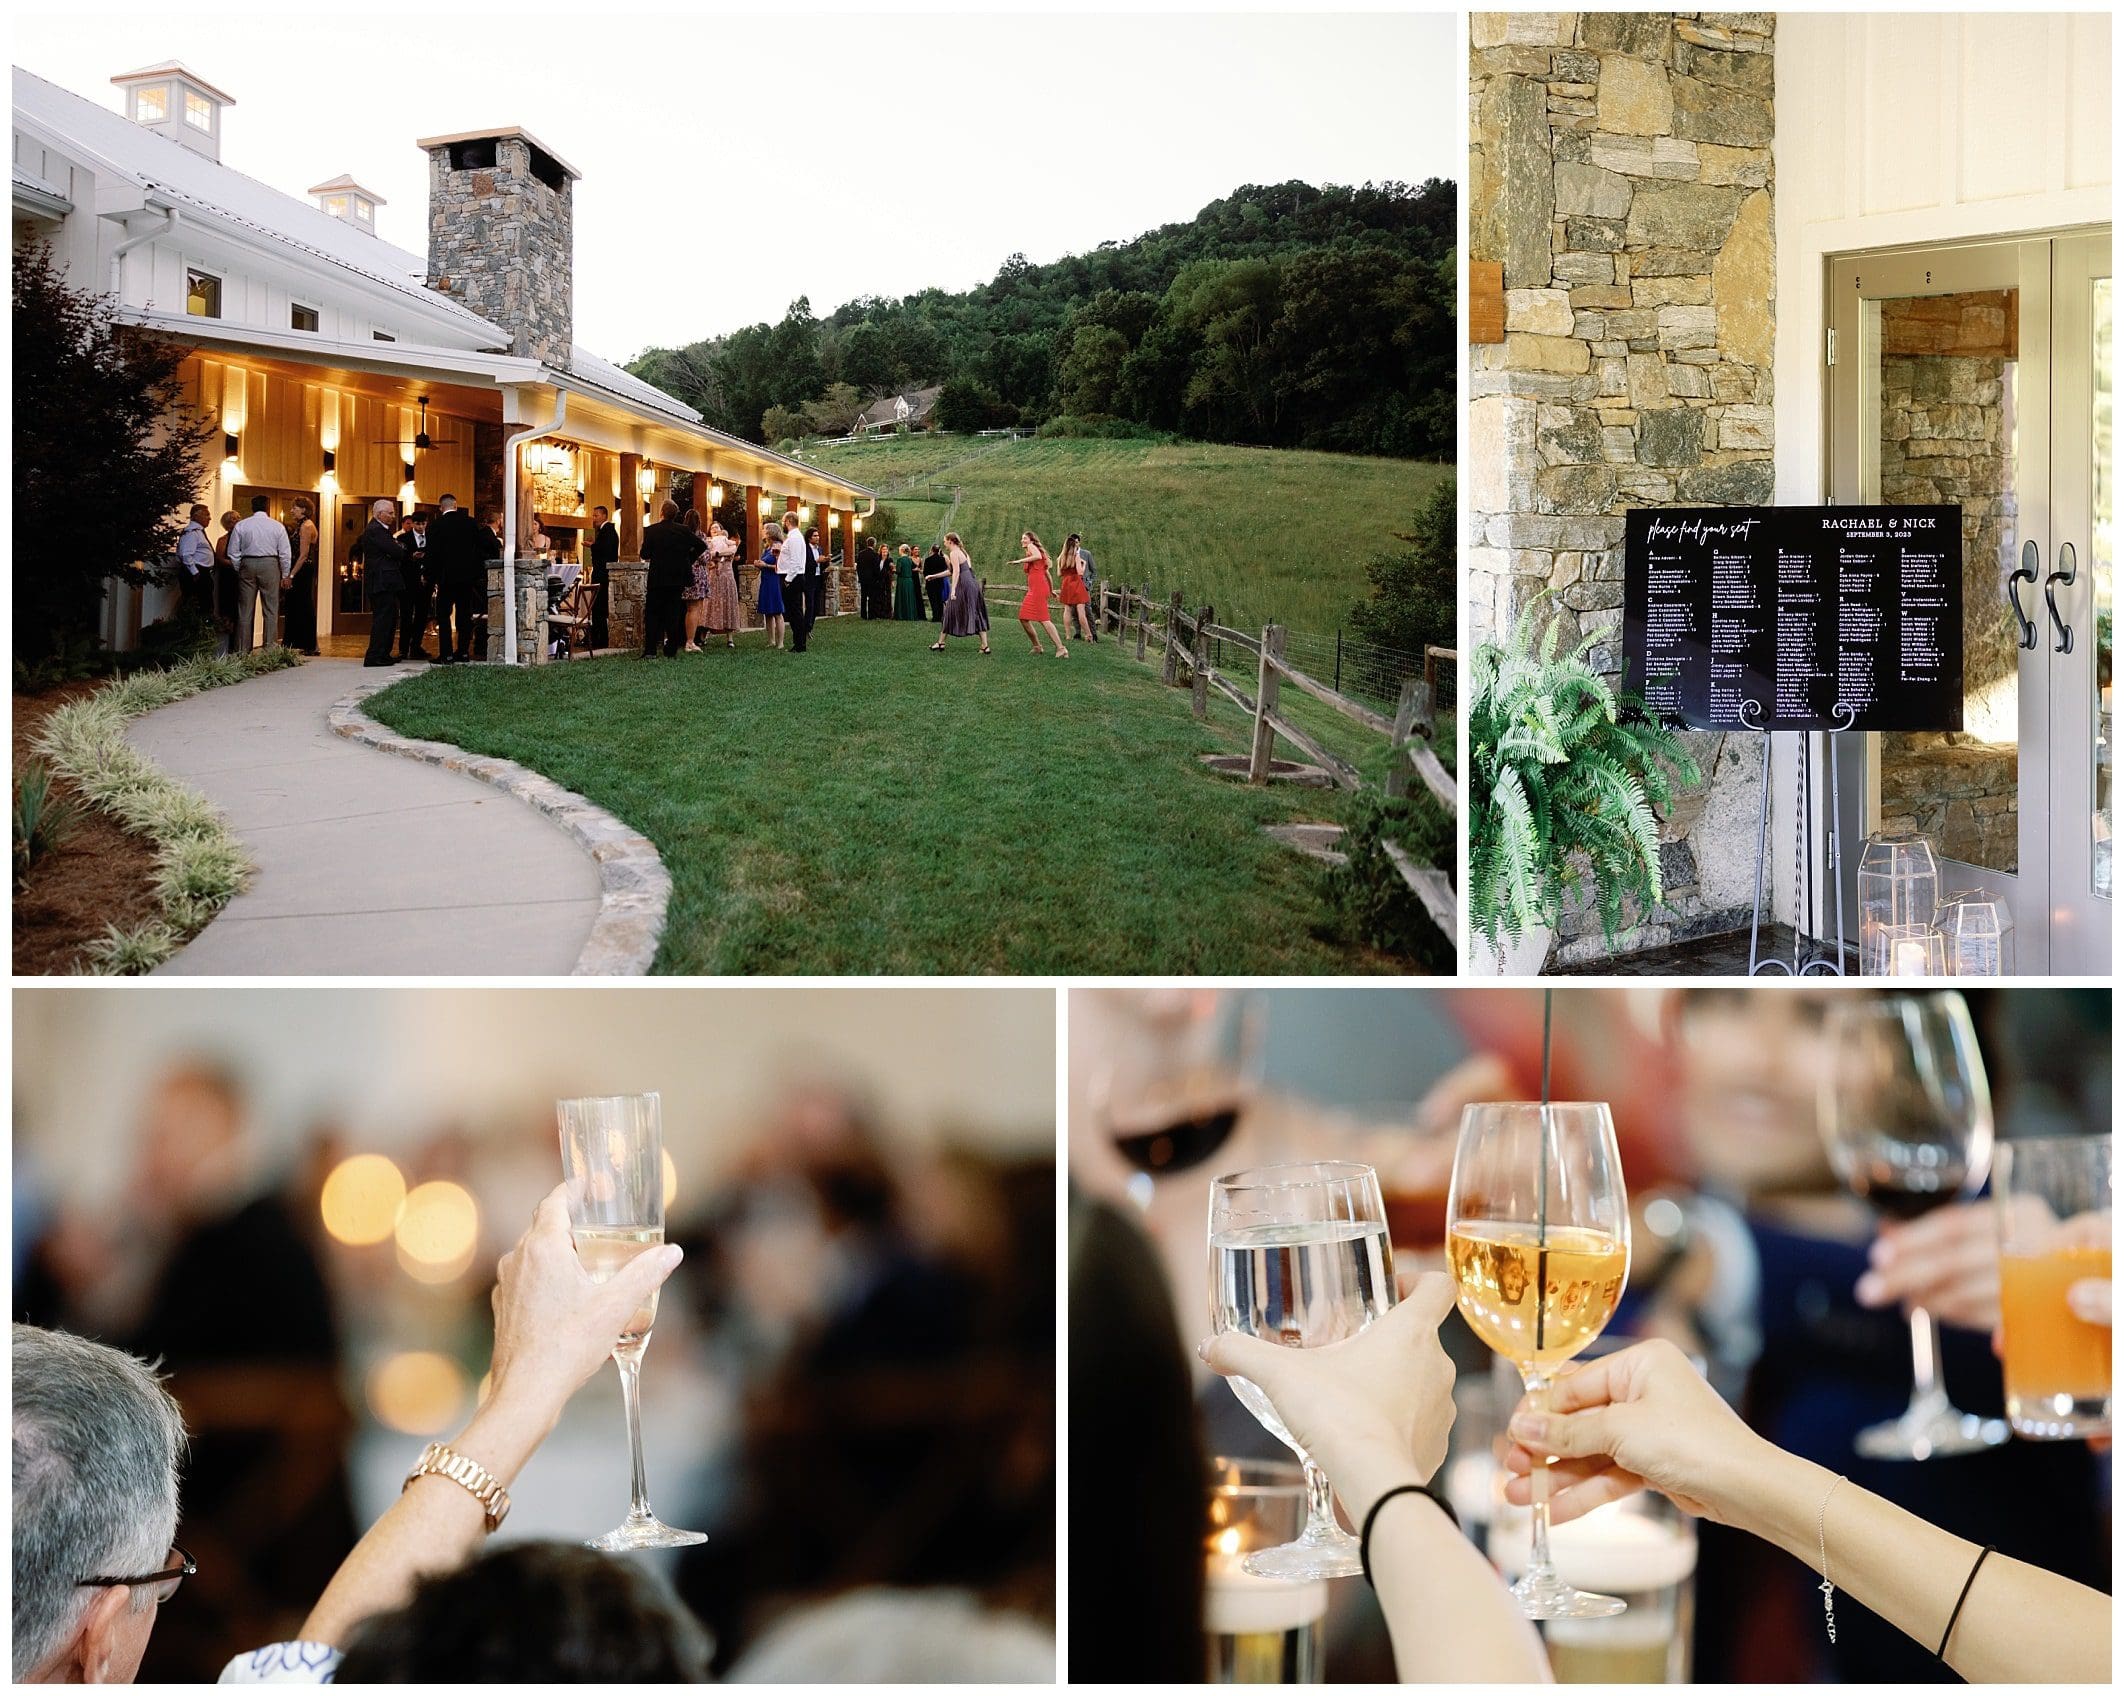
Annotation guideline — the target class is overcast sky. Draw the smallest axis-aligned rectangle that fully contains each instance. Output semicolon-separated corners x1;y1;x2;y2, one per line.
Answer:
18;6;1459;363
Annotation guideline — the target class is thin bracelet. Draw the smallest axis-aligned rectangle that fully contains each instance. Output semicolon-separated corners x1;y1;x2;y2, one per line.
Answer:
1937;1545;1995;1661
1815;1473;1847;1645
1358;1483;1460;1590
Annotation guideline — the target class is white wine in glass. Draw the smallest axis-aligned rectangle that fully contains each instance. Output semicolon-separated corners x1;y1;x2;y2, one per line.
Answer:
1449;1101;1631;1621
557;1093;706;1551
1209;1161;1395;1582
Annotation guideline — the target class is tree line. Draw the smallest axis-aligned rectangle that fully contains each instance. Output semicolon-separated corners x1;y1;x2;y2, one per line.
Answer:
627;179;1455;460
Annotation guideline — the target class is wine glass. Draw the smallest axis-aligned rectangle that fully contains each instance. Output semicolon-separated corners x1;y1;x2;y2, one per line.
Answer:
1208;1161;1395;1580
556;1092;706;1550
1448;1101;1632;1620
1818;992;2009;1458
1100;990;1267;1208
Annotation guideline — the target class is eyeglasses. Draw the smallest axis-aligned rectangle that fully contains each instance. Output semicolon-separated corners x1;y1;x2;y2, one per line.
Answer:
77;1545;196;1606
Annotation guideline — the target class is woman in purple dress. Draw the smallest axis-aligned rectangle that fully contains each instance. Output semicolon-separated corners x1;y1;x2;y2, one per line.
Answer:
930;532;991;655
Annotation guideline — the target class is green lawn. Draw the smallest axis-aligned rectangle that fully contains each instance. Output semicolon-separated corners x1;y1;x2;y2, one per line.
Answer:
803;434;1449;633
364;620;1434;975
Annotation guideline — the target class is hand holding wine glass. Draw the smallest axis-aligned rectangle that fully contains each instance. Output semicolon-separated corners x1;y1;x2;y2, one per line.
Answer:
1199;1272;1460;1526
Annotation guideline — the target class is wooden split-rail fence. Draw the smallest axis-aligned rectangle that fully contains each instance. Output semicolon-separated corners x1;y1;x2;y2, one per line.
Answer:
1094;582;1459;938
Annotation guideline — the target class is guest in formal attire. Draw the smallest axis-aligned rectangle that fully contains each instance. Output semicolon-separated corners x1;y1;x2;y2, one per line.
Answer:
229;496;291;654
1056;533;1093;647
394;511;431;662
894;543;925;621
284;499;321;655
1008;530;1067;658
929;532;990;655
780;520;819;653
855;535;883;620
175;504;215;627
423;495;482;663
678;508;714;651
701;521;741;650
758;525;787;650
642;499;705;658
212;510;241;651
356;499;408;667
588;505;618;650
923;542;950;624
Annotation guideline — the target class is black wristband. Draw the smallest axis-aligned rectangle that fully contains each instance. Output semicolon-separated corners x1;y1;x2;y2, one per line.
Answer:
1936;1544;1994;1661
1359;1483;1460;1590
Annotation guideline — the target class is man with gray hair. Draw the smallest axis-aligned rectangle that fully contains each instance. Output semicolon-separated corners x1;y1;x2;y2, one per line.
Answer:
354;498;411;668
13;1324;188;1683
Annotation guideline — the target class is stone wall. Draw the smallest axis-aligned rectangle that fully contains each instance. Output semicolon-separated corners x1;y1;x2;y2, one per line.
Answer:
425;136;574;368
1469;10;1776;961
486;561;548;665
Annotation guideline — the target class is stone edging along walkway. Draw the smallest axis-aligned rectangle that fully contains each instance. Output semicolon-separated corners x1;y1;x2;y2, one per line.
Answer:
327;672;670;976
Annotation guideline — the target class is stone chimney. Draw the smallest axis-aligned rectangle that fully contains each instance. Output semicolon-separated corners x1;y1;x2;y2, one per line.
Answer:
111;62;232;162
416;127;577;367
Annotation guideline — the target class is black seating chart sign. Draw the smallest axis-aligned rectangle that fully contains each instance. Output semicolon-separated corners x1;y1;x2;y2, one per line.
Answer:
1622;506;1962;732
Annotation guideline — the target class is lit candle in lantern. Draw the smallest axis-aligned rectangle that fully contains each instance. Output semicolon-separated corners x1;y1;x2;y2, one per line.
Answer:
1203;1525;1327;1682
1892;937;1931;976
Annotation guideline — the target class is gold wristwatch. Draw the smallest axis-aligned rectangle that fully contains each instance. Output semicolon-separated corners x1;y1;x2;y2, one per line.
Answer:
403;1441;511;1533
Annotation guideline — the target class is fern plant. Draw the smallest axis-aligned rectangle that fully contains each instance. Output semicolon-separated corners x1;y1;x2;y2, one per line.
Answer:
1468;595;1702;959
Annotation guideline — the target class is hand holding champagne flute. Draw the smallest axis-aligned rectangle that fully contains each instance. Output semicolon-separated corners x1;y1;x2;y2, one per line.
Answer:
1448;1101;1631;1619
556;1093;706;1551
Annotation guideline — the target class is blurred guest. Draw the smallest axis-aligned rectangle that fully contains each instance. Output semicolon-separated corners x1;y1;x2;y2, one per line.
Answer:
11;1325;188;1683
588;503;618;650
729;1585;1053;1681
330;1543;709;1683
15;1060;354;1682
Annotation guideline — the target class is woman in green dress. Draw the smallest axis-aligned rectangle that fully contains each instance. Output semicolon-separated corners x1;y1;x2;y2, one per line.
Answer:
893;542;926;620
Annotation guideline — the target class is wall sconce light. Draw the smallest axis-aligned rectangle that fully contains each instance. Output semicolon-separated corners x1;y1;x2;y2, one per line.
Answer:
708;482;724;508
797;503;812;524
827;510;840;528
321;448;336;473
759;494;774;517
852;517;864;534
638;464;656;496
223;431;240;462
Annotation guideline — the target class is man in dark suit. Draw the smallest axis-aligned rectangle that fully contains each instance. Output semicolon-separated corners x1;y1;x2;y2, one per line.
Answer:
641;499;705;657
589;504;619;650
855;536;882;619
424;494;485;663
394;511;431;661
358;499;409;667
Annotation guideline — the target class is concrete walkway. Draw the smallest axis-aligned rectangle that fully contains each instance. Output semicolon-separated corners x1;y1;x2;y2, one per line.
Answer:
128;660;601;974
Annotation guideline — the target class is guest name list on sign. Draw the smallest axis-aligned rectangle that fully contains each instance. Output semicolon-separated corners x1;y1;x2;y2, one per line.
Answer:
1622;506;1962;732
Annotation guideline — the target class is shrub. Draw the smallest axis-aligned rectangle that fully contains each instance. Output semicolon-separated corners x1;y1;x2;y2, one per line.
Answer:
1034;415;1176;443
13;760;79;890
1324;787;1454;971
1467;595;1701;959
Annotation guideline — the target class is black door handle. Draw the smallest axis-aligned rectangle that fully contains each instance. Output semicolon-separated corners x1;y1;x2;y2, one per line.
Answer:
2008;539;2039;650
2044;540;2077;655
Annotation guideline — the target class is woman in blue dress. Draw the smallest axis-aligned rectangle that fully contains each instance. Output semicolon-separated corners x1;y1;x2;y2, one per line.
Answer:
757;524;786;650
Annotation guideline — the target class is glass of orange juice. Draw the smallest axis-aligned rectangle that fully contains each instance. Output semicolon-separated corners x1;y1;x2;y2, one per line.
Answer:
1994;1136;2112;1440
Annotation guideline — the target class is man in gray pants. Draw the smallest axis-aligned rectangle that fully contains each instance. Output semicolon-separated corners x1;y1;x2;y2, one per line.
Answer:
227;494;291;652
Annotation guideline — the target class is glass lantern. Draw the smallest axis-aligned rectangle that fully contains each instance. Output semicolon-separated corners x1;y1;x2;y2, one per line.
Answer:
1858;832;1941;976
1204;1457;1325;1683
1935;892;2015;977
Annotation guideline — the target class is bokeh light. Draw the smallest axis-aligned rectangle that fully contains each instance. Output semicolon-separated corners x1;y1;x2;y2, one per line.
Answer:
662;1148;678;1211
319;1154;406;1245
367;1350;469;1434
395;1180;479;1283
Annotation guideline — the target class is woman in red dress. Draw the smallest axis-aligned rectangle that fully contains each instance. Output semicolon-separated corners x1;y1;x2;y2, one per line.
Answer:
1056;532;1093;646
1009;529;1068;658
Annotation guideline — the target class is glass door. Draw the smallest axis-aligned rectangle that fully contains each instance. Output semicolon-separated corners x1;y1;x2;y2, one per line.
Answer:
2049;232;2113;971
1830;239;2049;961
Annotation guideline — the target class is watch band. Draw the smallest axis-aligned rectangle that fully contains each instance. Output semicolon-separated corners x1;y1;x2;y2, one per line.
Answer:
403;1441;511;1533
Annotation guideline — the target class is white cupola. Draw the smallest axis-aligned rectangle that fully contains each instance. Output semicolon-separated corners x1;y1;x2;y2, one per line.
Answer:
111;61;234;161
308;174;387;234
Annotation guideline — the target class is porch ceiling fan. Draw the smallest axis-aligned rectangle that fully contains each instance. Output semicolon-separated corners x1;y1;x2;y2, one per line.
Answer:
374;395;459;452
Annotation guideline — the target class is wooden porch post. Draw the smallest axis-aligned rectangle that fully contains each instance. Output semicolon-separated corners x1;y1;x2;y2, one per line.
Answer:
619;454;644;559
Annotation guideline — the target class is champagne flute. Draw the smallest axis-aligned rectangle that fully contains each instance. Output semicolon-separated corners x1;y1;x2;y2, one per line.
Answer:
1209;1161;1395;1580
1818;992;2009;1459
1449;1101;1631;1619
556;1092;706;1550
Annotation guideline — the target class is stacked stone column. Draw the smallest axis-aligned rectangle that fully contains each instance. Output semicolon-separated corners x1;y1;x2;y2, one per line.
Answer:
1468;11;1777;960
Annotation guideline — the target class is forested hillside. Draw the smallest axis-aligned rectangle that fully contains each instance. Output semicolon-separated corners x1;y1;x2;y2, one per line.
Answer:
627;179;1455;460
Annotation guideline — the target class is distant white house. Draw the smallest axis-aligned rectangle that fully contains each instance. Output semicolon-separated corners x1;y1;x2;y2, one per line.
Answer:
12;59;874;651
854;384;943;434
